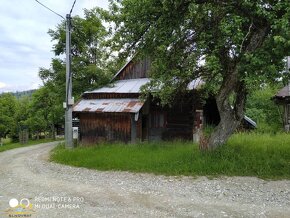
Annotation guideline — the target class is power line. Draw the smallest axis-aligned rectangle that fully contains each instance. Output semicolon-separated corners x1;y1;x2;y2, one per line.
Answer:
34;0;65;20
34;0;78;149
70;0;77;15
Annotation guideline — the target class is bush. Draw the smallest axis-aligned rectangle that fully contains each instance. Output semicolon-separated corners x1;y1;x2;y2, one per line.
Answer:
246;85;283;132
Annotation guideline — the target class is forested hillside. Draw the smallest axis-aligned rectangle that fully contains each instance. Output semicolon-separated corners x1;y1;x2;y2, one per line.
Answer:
12;90;36;99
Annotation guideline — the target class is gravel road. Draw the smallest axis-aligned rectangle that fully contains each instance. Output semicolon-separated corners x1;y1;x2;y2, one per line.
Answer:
0;142;289;218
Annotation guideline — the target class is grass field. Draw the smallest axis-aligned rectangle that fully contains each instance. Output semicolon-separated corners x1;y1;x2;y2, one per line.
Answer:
50;133;290;179
0;138;59;153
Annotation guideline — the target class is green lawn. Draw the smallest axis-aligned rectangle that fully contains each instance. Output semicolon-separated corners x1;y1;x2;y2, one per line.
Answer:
50;133;290;179
0;138;59;153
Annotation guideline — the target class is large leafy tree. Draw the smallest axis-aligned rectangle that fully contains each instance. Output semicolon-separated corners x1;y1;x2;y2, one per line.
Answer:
109;0;290;149
25;86;63;139
40;8;116;99
37;7;118;136
11;96;31;141
0;93;17;142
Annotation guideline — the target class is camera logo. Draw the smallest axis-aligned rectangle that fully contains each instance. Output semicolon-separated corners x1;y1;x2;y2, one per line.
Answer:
4;198;35;217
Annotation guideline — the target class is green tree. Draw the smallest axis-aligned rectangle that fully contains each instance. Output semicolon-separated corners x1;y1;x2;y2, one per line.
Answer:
25;115;47;140
25;86;63;139
0;93;17;142
36;7;118;139
11;96;31;141
109;0;290;149
40;7;115;99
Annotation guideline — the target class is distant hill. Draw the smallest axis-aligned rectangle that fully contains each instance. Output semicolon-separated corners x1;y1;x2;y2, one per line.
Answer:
12;90;36;99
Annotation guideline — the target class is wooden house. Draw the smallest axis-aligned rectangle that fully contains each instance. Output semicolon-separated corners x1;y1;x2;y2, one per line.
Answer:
73;58;255;144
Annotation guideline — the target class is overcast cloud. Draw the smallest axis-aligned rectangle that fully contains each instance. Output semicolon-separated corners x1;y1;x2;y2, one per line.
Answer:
0;0;108;93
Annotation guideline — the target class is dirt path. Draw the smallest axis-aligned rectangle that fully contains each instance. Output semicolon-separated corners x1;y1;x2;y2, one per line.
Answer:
0;142;289;218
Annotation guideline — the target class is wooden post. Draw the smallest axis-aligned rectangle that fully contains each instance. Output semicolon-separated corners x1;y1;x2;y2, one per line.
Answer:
19;129;29;144
193;109;203;143
131;114;137;144
285;104;290;132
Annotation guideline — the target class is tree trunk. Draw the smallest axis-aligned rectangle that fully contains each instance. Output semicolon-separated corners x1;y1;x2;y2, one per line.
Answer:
206;73;247;149
207;109;241;149
51;124;56;140
205;25;269;150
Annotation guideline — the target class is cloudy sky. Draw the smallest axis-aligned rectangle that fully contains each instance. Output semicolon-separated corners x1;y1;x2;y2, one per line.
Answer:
0;0;109;93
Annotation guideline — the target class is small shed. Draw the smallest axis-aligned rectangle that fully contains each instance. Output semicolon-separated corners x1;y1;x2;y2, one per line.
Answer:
273;84;290;131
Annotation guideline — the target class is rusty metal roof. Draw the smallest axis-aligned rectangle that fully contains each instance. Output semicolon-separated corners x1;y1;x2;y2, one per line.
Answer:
73;98;144;113
85;78;150;94
274;85;290;98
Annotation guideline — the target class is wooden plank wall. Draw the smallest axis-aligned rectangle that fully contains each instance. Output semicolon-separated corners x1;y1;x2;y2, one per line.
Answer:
162;102;194;140
149;94;196;141
115;58;150;80
79;113;142;144
79;113;131;144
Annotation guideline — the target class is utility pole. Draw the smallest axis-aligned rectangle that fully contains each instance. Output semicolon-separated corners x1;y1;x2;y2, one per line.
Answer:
287;56;290;96
65;13;73;149
34;0;76;149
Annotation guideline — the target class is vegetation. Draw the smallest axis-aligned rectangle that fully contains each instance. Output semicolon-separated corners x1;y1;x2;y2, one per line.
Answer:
0;8;117;144
12;90;36;99
107;0;290;149
50;133;290;179
0;138;58;153
246;84;283;132
40;8;119;101
0;93;18;142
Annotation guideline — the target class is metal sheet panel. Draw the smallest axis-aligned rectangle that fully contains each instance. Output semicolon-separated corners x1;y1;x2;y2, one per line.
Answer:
73;98;145;113
86;78;203;95
244;115;257;128
187;78;204;90
85;78;150;94
275;85;290;98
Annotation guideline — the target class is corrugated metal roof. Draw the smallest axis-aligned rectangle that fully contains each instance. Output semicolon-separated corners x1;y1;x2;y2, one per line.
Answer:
275;85;290;98
73;98;144;113
85;78;150;94
86;78;203;95
187;78;204;90
244;115;257;128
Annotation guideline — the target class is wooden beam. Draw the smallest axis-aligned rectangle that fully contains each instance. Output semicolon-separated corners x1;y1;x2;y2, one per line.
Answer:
131;114;137;143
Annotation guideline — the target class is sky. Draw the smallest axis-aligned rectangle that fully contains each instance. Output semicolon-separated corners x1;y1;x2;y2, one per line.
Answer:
0;0;109;93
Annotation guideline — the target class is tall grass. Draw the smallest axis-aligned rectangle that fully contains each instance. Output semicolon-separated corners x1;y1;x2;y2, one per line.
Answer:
50;133;290;179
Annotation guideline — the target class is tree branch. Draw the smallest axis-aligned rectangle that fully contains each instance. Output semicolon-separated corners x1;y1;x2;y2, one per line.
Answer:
239;21;253;54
